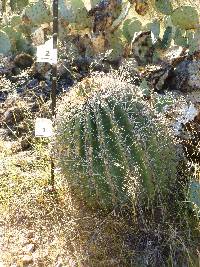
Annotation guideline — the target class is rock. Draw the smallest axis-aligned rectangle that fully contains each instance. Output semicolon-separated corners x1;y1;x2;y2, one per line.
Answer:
54;262;63;267
139;63;174;91
27;79;39;89
20;137;32;151
20;255;33;266
163;45;185;64
186;91;200;106
173;60;200;92
4;107;24;125
23;243;35;253
29;62;51;80
26;231;34;239
0;90;8;103
0;55;14;75
32;27;45;46
0;77;12;102
14;53;34;69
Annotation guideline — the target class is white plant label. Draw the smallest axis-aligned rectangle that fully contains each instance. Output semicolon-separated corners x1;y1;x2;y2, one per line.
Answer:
36;38;57;64
35;118;53;137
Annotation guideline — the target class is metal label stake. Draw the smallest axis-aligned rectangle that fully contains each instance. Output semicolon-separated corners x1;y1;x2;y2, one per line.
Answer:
50;0;59;188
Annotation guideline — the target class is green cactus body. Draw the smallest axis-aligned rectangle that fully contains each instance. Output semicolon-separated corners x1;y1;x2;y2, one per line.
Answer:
55;73;177;210
59;0;90;29
15;36;34;54
0;30;11;54
9;15;22;26
189;181;200;217
1;26;31;53
159;26;173;50
154;0;173;15
2;26;21;45
152;92;175;113
22;0;52;25
171;6;199;30
10;0;29;11
186;29;200;54
17;24;33;37
150;20;160;41
174;27;188;47
123;18;143;42
106;29;126;61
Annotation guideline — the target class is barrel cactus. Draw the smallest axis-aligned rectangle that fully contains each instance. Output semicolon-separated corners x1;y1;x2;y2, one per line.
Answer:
55;72;178;210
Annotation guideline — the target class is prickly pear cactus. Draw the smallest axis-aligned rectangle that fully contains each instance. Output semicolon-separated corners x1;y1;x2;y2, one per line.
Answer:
106;29;127;61
58;0;90;28
159;26;173;49
171;6;199;30
122;18;143;42
22;0;52;25
9;15;22;26
2;26;21;45
0;31;11;54
55;72;178;210
174;28;188;47
10;0;29;11
154;0;173;15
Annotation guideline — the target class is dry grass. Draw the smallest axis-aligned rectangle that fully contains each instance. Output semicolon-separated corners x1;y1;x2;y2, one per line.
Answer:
0;139;131;266
0;134;199;266
0;2;200;262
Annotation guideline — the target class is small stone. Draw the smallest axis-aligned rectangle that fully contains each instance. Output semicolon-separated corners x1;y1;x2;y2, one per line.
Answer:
26;231;34;239
68;259;76;267
4;107;24;125
14;53;34;69
23;243;35;253
27;79;39;89
54;263;62;267
21;255;33;266
20;137;31;151
174;60;200;92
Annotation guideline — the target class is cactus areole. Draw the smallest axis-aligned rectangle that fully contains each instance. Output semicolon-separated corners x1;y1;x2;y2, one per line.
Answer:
55;73;177;210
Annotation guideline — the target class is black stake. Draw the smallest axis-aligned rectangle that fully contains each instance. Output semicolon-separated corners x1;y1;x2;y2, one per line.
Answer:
50;0;58;188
